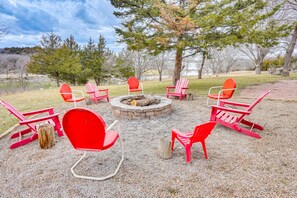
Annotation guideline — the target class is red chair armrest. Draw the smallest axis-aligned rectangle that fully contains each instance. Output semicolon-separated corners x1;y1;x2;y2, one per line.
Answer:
166;86;175;89
219;100;250;107
181;87;188;89
86;91;95;94
211;105;251;115
19;113;60;125
22;107;54;116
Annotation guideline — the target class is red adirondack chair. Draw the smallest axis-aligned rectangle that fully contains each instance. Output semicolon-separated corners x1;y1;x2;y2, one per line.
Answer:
0;100;63;149
207;78;236;106
62;108;124;181
127;77;143;95
85;83;109;103
172;122;216;163
60;83;85;107
210;90;270;138
166;78;189;100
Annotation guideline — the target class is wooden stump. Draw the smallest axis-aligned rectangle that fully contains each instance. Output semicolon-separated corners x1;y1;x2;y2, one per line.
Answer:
158;137;172;159
37;123;55;149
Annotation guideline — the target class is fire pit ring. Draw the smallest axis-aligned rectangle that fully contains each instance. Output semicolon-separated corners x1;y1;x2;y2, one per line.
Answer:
110;95;172;119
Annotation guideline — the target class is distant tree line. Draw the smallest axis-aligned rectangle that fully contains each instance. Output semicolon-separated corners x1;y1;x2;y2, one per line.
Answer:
27;32;135;86
0;47;40;55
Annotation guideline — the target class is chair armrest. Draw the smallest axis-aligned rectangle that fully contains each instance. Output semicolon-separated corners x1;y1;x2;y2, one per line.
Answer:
19;113;60;125
208;86;223;96
86;90;95;94
172;129;192;137
22;107;54;116
181;87;188;89
211;105;251;115
106;120;119;132
219;100;250;107
166;86;176;89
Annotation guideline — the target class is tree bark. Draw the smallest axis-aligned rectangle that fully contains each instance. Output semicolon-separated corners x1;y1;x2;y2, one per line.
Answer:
173;47;183;85
198;52;206;79
283;23;297;77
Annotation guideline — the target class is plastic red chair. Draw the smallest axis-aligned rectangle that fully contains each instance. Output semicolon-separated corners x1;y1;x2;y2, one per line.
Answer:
127;77;143;95
210;90;270;138
166;78;189;100
0;100;63;149
59;83;85;107
62;108;124;181
172;121;216;163
207;78;236;106
85;83;109;103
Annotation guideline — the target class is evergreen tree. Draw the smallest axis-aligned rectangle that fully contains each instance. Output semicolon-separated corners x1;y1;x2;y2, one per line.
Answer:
110;0;291;84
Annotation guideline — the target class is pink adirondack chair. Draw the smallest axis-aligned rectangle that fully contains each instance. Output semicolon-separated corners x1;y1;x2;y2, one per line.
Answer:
127;77;143;95
166;78;189;100
85;83;109;103
0;100;63;149
60;83;85;107
62;108;124;181
210;90;270;139
172;122;216;163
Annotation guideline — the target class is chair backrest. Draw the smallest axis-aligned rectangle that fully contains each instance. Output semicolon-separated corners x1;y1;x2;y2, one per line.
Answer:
62;108;107;151
190;122;216;142
222;78;236;97
246;90;270;112
237;90;270;121
127;77;140;89
175;78;189;94
0;100;35;130
60;83;73;101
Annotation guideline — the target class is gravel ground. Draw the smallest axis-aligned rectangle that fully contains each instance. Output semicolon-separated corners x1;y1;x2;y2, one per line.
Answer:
0;82;296;197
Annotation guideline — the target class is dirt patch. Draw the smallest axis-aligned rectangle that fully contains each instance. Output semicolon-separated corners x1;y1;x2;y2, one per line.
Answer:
239;80;297;101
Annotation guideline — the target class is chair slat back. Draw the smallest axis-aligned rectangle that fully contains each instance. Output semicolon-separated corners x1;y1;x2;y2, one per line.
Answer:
62;108;106;151
60;83;73;101
85;83;95;99
238;90;270;121
0;100;36;130
92;84;101;97
127;77;140;89
222;78;236;97
175;78;189;94
190;122;216;142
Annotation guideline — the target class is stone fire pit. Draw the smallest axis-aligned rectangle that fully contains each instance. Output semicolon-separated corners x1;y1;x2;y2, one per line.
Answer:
110;95;172;119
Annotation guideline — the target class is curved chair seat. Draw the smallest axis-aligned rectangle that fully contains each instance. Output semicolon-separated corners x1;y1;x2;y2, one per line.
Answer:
62;108;124;181
208;94;231;100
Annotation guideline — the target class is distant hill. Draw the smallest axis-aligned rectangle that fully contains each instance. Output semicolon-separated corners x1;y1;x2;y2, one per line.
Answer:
0;47;40;55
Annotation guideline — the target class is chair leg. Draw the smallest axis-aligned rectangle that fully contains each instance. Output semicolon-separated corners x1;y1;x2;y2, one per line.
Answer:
11;128;32;139
185;145;192;163
10;133;38;149
241;119;264;130
201;140;208;159
71;137;124;181
171;133;175;150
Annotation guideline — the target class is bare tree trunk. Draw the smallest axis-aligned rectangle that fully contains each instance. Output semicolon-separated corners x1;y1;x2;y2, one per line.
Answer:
283;24;297;77
173;47;183;85
198;52;206;79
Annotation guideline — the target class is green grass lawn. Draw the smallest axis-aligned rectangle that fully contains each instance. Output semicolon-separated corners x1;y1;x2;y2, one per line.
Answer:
1;72;296;133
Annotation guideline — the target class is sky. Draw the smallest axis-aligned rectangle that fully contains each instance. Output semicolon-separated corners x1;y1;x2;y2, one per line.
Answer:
0;0;124;51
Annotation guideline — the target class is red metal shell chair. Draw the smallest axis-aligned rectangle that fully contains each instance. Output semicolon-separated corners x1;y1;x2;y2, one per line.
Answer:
166;78;189;100
62;108;124;181
210;90;270;139
207;78;236;106
59;83;85;107
127;77;143;95
0;100;63;149
172;121;216;163
85;83;109;103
